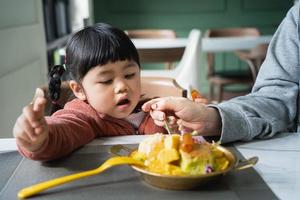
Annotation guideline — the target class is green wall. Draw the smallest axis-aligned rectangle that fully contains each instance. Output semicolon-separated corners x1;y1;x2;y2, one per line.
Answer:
93;0;294;94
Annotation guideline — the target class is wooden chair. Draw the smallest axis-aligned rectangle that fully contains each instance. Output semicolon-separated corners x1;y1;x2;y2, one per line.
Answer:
137;46;185;65
126;29;180;69
205;27;261;102
236;43;269;81
41;77;187;116
126;29;176;39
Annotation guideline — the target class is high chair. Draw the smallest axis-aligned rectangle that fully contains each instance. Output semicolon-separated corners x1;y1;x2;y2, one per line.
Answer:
140;29;202;97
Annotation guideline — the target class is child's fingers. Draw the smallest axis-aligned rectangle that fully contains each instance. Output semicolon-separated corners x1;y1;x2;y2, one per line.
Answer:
17;131;32;144
13;121;31;142
16;137;32;150
15;115;37;141
35;126;45;135
33;97;46;117
33;118;47;135
32;88;45;102
22;105;38;126
31;87;46;119
23;99;46;129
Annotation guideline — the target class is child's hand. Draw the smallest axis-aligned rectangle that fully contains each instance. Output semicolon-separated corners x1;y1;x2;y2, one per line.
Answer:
13;88;49;152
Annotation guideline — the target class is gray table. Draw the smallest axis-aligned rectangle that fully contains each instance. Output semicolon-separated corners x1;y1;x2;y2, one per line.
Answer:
0;137;278;200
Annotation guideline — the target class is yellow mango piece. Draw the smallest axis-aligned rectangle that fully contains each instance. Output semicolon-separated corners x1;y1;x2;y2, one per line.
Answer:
157;148;180;164
131;151;146;162
164;134;180;150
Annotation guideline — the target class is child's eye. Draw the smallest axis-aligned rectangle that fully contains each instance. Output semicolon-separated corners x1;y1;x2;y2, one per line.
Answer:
99;79;113;85
125;73;135;79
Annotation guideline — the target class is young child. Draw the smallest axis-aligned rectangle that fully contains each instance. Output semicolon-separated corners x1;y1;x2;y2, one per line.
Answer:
13;23;167;161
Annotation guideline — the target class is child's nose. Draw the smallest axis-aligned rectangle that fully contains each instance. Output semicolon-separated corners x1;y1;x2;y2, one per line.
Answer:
114;79;129;93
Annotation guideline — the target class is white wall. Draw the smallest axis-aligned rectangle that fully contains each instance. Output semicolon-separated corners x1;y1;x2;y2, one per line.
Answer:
0;0;48;138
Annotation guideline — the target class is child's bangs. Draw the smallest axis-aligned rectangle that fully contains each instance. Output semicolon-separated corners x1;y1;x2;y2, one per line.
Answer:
87;34;139;67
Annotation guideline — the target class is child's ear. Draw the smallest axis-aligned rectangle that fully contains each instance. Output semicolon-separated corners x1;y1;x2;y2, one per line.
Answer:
69;80;86;101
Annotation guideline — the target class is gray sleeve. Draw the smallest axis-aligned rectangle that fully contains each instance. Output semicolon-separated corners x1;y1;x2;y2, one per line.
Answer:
214;4;300;143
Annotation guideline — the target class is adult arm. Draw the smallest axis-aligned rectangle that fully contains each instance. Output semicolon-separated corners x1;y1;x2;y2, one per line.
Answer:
215;4;300;143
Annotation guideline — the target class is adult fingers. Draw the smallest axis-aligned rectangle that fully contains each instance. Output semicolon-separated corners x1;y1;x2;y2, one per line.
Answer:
177;119;206;133
147;97;185;112
194;98;209;104
149;110;166;121
152;119;165;127
142;98;164;112
149;110;165;126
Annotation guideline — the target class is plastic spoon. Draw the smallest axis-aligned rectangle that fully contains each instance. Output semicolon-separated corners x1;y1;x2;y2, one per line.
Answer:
18;156;144;199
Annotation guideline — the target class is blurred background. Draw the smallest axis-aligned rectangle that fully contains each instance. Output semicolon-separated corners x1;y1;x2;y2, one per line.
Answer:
0;0;294;138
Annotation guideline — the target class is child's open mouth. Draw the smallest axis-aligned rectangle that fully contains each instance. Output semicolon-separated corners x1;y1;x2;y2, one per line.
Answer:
117;98;131;107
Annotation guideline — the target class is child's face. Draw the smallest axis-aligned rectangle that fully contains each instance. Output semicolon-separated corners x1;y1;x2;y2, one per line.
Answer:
80;60;141;118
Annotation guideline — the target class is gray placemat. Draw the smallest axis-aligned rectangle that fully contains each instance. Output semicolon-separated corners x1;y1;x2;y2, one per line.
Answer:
0;145;278;200
0;152;22;190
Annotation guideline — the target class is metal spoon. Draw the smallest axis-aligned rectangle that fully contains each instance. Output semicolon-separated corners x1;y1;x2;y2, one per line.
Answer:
163;120;172;135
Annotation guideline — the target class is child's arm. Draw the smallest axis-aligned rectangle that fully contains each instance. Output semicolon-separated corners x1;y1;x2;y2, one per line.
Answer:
13;88;49;152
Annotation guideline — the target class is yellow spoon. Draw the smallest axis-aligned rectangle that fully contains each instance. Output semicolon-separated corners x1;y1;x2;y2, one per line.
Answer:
18;156;144;199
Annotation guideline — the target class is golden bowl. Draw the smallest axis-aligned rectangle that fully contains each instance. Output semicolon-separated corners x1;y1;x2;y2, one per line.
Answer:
110;144;258;190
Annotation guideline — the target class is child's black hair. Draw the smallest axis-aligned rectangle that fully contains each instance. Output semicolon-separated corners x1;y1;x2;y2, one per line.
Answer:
48;22;140;103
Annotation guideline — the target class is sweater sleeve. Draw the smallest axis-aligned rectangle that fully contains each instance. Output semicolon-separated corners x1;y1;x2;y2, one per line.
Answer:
18;101;99;161
214;4;300;143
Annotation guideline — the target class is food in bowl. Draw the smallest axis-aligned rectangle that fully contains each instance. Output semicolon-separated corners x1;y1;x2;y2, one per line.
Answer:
130;133;230;176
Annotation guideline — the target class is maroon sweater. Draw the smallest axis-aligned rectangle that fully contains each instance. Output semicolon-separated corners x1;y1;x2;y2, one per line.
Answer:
18;98;166;161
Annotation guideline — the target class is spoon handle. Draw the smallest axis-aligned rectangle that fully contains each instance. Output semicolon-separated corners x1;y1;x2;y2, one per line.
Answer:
163;120;172;135
18;168;99;199
18;156;142;199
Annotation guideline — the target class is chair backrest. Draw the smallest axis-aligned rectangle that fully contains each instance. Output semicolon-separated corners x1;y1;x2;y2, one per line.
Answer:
141;76;187;98
126;29;179;69
137;46;185;63
236;43;269;80
126;29;176;38
205;28;260;38
173;29;202;92
205;27;261;76
140;29;202;94
41;77;186;115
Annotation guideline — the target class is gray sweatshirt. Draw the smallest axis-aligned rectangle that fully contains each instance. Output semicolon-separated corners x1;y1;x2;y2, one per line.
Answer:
216;3;300;143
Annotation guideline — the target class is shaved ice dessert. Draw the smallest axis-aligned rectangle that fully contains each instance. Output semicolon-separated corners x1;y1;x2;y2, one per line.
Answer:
131;133;229;176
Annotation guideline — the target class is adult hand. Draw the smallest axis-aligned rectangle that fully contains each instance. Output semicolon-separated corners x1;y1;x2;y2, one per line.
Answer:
142;97;222;136
13;88;49;152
